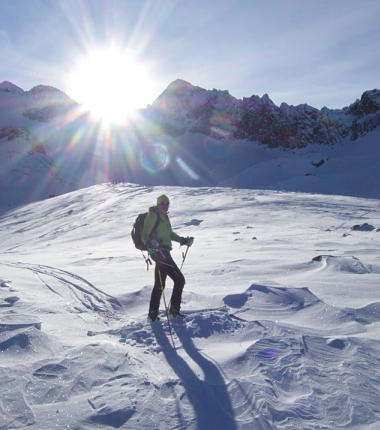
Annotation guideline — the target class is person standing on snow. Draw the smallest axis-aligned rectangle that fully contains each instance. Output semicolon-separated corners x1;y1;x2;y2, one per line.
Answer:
142;195;194;322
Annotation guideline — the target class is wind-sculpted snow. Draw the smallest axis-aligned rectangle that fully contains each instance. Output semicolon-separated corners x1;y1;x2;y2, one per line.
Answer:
0;184;380;429
312;254;371;274
227;334;380;429
2;261;121;314
0;343;137;428
67;292;380;429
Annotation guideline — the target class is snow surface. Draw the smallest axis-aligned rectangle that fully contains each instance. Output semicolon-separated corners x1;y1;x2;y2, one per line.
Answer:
1;183;380;429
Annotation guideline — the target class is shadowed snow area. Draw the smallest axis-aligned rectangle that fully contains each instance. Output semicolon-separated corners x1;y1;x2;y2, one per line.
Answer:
0;183;380;429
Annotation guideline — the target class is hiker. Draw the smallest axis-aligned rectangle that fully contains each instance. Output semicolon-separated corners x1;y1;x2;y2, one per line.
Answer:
141;195;194;322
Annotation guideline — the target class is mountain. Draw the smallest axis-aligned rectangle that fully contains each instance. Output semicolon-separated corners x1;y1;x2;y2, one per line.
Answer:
0;81;77;124
144;79;380;147
0;125;76;204
0;82;81;205
1;80;380;205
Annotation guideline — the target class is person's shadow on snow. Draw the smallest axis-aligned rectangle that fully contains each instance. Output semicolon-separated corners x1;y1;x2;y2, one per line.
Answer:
151;321;237;430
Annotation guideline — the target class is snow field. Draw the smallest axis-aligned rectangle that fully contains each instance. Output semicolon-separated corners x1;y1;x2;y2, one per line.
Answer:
0;183;380;429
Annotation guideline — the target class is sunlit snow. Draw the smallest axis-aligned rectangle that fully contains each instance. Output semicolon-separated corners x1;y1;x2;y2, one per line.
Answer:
1;183;380;429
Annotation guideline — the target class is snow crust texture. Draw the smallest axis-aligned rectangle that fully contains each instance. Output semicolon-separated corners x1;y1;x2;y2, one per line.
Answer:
1;184;380;429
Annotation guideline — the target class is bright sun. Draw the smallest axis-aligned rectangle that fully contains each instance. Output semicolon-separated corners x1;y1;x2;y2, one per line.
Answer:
69;47;156;123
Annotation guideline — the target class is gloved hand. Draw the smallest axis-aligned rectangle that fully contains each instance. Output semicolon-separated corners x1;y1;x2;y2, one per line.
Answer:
180;236;194;247
147;239;160;253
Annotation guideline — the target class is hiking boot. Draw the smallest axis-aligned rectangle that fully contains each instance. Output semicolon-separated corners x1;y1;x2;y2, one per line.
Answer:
148;309;159;322
169;306;184;318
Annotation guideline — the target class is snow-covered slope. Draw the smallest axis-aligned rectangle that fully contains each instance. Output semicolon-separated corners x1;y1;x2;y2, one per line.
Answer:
1;184;380;429
1;80;380;204
0;81;76;130
0;81;82;204
0;126;79;204
219;130;380;199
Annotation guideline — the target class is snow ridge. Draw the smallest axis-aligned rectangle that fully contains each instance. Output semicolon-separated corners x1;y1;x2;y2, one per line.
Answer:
0;184;380;428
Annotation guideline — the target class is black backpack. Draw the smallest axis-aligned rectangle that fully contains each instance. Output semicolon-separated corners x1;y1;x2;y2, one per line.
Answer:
131;212;160;251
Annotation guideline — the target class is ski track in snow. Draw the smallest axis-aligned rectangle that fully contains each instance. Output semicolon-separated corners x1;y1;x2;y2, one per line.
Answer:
0;184;380;429
1;261;121;314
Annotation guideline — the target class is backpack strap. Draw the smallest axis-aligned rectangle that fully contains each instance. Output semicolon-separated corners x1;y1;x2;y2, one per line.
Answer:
148;209;161;241
142;211;160;271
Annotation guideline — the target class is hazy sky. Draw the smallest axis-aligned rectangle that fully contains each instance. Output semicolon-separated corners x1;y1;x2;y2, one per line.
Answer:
1;0;379;110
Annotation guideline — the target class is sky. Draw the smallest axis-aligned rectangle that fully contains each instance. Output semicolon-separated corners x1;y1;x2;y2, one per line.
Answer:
1;0;379;114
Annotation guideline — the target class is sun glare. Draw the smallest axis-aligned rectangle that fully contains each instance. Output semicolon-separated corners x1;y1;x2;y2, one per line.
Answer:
69;47;156;123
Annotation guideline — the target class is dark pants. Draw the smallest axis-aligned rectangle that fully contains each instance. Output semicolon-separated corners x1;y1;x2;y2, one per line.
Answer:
150;249;185;311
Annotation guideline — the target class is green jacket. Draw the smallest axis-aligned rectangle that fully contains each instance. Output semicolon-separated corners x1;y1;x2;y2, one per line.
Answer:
141;207;182;251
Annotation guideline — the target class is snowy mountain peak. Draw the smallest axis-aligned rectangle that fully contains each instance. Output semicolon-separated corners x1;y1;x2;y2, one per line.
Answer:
260;93;275;105
25;85;74;103
153;79;204;107
20;85;78;124
149;79;239;138
1;79;380;204
148;80;380;148
0;80;24;94
155;79;237;106
165;78;198;93
347;88;380;117
347;89;380;138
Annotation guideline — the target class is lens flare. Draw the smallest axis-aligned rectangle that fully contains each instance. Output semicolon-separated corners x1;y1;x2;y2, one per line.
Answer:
176;157;199;180
264;349;277;359
139;142;170;173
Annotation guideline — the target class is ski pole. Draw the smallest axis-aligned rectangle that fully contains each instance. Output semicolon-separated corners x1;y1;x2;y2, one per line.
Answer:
141;250;152;271
180;245;190;271
157;264;175;348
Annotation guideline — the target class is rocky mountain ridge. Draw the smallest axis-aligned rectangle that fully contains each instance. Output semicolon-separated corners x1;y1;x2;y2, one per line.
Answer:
1;79;379;204
2;79;379;148
144;79;380;148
